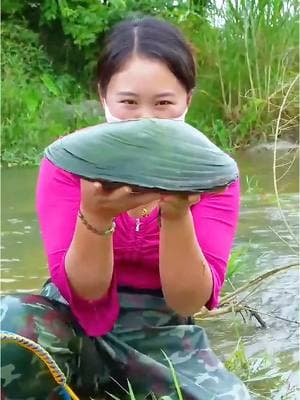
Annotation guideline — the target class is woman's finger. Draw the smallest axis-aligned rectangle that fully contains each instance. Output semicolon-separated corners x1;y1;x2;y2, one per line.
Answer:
93;182;103;192
160;194;179;203
128;192;161;209
110;185;132;199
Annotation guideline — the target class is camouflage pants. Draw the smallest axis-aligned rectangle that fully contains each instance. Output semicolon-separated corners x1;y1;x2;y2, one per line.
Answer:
1;283;250;400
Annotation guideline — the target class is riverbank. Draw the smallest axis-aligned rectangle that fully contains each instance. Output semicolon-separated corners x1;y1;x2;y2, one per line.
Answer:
2;2;298;166
2;94;298;168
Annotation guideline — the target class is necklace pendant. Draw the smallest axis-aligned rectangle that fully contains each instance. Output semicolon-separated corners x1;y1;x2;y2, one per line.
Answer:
136;218;141;232
141;207;148;218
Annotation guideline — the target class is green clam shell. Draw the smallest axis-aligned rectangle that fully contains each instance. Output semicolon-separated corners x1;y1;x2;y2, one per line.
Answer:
45;118;239;193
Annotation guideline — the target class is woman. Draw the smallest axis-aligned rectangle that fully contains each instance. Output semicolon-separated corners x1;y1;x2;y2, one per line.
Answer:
1;16;250;399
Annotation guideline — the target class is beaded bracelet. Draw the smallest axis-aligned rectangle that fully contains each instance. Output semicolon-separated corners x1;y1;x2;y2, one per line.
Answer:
78;210;116;236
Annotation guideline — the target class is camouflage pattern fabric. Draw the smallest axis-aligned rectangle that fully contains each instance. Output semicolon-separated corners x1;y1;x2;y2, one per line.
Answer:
1;282;250;399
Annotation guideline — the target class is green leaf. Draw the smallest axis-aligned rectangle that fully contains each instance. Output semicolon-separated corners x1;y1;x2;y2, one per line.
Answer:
23;89;41;114
127;379;136;400
161;350;183;400
41;74;60;97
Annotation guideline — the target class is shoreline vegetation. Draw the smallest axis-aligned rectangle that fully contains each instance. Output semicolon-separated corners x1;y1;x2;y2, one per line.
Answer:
1;1;299;398
1;0;299;166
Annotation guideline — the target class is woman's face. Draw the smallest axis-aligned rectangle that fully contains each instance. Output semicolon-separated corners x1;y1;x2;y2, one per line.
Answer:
101;56;191;120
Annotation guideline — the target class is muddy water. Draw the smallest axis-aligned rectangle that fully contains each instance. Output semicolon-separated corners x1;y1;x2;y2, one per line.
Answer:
1;148;299;398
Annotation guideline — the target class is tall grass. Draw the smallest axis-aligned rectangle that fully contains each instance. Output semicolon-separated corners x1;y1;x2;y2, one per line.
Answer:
174;0;299;148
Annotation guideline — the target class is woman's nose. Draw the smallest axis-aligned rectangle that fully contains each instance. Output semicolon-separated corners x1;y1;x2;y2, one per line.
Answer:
135;108;156;119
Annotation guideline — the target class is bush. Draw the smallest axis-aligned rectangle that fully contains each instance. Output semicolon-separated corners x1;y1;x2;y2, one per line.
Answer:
1;21;102;166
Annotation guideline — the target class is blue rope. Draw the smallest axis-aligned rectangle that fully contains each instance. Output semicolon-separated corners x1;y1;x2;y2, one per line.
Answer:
59;385;72;400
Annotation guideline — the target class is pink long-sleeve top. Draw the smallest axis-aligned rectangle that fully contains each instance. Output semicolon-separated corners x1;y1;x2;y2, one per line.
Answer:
36;157;240;337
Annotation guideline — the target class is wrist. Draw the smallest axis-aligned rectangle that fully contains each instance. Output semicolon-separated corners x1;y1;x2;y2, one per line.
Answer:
160;206;190;222
79;208;115;231
80;206;114;224
78;210;116;236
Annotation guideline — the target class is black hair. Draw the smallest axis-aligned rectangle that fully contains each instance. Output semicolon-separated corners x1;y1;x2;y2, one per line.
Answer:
97;16;196;96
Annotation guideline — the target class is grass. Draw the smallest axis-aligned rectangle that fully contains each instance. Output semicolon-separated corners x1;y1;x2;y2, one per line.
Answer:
90;345;297;400
224;339;298;400
171;0;299;147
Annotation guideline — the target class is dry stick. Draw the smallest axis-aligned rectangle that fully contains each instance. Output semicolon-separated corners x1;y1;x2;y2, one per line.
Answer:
275;115;299;130
243;8;255;98
234;281;283;328
276;156;297;169
268;80;293;99
218;59;228;112
225;279;265;325
193;263;298;321
242;305;300;326
277;149;299;182
230;272;270;304
272;74;299;243
205;79;300;327
277;146;299;160
267;225;298;254
194;303;300;326
194;304;247;318
237;282;264;304
194;263;299;325
245;308;267;328
219;262;298;306
223;278;261;326
250;10;262;99
195;76;299;333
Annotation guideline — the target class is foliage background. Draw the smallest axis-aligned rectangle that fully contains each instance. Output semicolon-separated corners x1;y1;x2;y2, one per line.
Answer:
1;0;299;165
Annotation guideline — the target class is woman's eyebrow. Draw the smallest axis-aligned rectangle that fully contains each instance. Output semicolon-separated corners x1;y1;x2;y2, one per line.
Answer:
155;91;176;98
116;91;138;97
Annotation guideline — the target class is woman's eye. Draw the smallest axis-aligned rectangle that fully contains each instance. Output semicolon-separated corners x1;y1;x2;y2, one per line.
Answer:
157;100;172;106
120;99;137;105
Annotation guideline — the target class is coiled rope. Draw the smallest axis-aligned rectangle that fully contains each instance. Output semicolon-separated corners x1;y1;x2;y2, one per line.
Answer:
1;331;80;400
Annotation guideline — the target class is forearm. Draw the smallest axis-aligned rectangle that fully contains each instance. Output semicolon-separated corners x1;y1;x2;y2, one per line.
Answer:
65;211;114;300
159;209;213;316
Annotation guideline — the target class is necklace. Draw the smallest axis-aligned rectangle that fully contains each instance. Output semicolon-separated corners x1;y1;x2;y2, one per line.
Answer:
141;207;149;218
135;205;156;232
136;208;148;232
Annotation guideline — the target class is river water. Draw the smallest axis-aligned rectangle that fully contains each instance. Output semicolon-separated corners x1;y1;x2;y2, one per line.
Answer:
1;148;299;399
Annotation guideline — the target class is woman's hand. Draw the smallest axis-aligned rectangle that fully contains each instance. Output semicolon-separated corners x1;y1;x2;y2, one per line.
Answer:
159;187;227;221
159;193;200;220
80;180;161;220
